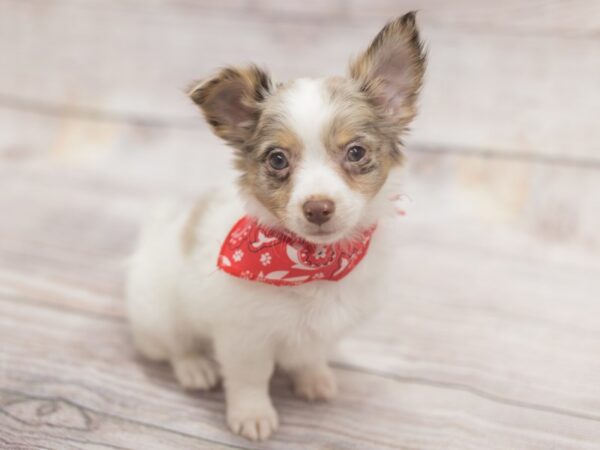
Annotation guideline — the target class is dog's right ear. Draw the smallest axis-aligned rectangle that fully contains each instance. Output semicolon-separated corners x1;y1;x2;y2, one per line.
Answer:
189;65;273;148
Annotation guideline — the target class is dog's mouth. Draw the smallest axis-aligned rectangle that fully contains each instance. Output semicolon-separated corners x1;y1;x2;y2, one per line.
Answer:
291;222;350;245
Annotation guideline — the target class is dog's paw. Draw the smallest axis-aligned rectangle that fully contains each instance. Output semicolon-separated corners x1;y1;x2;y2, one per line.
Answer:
172;355;220;390
227;402;279;441
292;365;338;402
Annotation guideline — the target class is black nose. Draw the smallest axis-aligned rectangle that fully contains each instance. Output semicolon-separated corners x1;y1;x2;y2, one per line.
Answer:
302;199;335;225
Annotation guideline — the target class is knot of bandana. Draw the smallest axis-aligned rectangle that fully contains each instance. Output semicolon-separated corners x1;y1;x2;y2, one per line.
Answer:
217;216;376;286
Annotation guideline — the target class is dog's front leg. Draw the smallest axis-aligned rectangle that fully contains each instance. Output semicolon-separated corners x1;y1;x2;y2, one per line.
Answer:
215;333;278;441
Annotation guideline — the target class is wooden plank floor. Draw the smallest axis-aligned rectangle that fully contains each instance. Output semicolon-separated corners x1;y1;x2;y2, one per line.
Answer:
1;1;600;448
1;162;599;449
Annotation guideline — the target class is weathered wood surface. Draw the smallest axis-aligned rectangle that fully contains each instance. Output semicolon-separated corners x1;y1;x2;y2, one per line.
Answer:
2;108;599;250
1;1;600;448
0;162;599;449
2;0;600;160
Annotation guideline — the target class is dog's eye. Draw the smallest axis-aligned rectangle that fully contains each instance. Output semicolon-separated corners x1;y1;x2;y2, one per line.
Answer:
268;150;289;170
346;145;366;162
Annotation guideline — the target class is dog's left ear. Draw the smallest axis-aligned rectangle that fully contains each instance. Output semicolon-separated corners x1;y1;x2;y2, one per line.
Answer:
189;65;273;148
349;12;426;128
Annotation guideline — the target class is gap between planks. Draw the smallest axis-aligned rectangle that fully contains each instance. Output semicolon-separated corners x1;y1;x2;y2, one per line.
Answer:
2;292;600;428
0;388;250;450
1;93;599;169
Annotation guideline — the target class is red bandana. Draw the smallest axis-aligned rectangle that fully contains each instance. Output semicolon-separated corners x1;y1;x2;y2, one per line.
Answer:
217;216;376;286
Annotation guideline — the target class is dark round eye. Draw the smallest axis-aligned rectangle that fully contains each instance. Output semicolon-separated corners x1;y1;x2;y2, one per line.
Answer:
346;145;366;162
268;150;289;170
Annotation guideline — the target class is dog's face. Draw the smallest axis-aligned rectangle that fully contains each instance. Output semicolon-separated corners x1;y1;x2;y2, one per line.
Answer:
190;13;425;243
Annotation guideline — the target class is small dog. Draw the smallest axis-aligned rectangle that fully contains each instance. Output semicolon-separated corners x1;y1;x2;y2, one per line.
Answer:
127;12;425;441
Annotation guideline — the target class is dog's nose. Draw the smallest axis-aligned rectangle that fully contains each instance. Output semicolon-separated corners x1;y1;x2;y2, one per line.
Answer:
302;199;335;225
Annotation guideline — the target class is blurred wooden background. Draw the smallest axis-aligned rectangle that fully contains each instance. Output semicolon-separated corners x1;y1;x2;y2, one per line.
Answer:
1;1;599;449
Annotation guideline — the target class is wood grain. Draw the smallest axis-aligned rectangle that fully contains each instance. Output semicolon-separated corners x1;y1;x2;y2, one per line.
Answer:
2;289;600;450
347;0;600;35
2;112;599;249
1;1;600;160
0;162;599;449
1;1;600;448
0;389;237;450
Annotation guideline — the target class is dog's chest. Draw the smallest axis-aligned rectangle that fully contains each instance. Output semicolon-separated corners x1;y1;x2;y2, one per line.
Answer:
271;279;380;342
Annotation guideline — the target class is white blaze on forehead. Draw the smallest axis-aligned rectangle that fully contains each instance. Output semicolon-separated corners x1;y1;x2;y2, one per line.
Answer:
281;78;333;162
275;78;368;241
283;78;342;201
281;78;366;236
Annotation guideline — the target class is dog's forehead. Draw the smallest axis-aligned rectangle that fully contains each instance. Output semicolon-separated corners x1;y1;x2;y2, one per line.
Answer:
277;78;334;146
265;77;370;153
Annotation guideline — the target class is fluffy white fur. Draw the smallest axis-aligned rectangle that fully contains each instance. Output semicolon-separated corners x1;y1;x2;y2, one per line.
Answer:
126;81;401;438
127;182;399;441
127;11;423;441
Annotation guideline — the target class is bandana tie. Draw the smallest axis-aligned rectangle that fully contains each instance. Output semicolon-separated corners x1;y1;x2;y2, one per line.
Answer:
217;216;376;286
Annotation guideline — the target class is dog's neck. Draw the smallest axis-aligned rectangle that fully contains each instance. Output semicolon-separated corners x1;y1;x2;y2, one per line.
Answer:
217;215;377;286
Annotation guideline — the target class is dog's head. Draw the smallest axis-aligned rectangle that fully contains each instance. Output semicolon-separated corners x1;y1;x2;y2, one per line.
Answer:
190;12;425;243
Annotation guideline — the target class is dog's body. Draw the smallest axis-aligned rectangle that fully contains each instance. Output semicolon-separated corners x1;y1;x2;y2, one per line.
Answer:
127;13;425;441
127;184;396;436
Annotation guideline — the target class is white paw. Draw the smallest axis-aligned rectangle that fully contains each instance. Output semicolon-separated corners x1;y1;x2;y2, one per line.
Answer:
172;355;220;390
292;365;338;402
227;402;279;441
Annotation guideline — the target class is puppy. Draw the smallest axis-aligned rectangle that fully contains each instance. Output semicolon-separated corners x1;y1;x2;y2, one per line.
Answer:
126;12;425;442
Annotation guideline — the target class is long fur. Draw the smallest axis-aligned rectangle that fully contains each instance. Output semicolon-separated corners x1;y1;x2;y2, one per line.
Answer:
126;12;425;442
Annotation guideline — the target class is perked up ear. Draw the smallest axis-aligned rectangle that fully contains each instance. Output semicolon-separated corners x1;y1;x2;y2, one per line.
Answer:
188;65;273;148
349;12;426;128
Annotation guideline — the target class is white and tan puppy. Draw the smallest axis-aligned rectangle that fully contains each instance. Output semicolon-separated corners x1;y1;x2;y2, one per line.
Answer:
127;12;425;442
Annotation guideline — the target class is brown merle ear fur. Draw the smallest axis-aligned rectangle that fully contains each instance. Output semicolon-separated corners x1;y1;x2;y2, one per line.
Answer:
349;12;426;130
188;65;273;148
